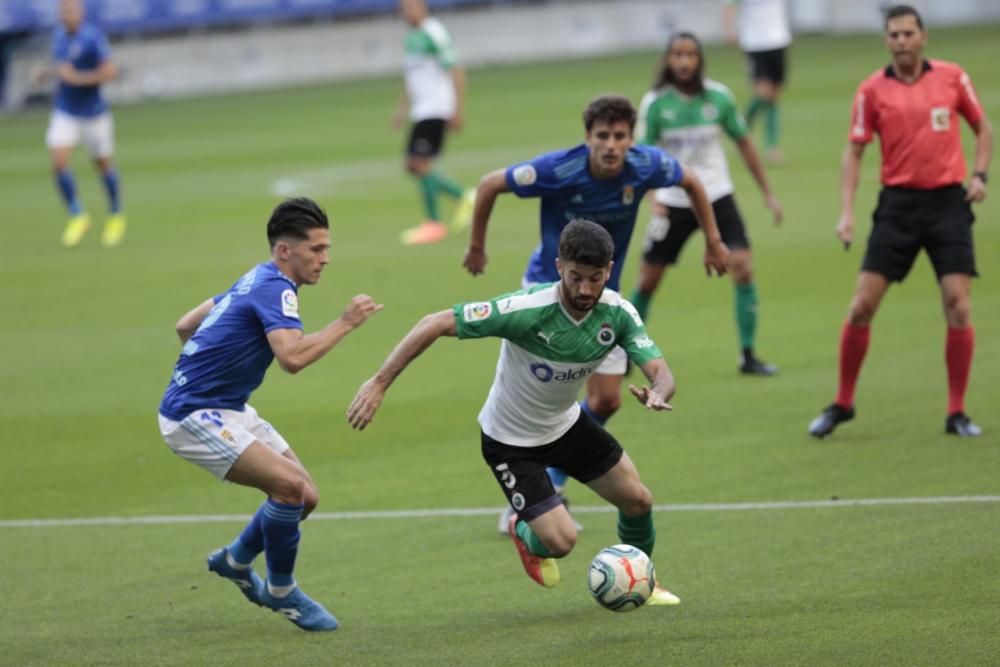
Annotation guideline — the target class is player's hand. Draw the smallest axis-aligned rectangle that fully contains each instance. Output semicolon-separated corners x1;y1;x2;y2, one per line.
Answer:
628;384;673;412
347;378;385;431
391;108;405;130
836;212;855;250
448;111;464;133
703;238;729;277
766;194;784;225
966;175;987;203
463;246;487;276
342;294;384;329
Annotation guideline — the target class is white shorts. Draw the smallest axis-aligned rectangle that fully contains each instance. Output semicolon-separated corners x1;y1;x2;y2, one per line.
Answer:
45;110;114;158
520;276;628;376
158;404;291;480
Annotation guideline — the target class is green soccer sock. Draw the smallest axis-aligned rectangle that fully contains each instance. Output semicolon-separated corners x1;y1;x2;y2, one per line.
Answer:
516;519;557;558
418;174;440;221
432;170;464;199
765;103;781;149
617;511;656;557
735;282;759;351
629;288;652;322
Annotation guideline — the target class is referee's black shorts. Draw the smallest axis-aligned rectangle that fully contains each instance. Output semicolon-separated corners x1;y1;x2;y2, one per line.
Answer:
862;184;977;282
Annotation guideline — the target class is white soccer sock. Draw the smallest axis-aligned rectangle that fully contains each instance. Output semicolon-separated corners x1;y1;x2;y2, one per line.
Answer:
267;581;297;598
226;551;251;570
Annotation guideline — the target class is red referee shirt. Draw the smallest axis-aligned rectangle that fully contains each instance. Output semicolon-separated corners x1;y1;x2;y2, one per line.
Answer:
848;59;984;189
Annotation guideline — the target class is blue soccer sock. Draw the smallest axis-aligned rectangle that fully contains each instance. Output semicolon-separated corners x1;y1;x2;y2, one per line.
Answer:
101;168;121;214
261;498;304;590
580;398;608;426
55;168;82;215
546;467;569;491
228;502;266;566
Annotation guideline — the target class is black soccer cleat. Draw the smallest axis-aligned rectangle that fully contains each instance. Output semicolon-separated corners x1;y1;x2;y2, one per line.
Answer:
739;357;778;376
945;412;982;437
808;404;855;438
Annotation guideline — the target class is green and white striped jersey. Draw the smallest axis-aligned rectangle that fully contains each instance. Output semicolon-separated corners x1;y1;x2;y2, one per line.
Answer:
403;17;457;122
453;283;662;447
637;79;747;207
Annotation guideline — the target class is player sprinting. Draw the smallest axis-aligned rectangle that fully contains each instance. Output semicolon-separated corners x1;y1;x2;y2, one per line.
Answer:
395;0;475;246
631;32;783;376
44;0;125;248
461;94;729;532
157;198;382;631
349;220;682;606
808;5;993;439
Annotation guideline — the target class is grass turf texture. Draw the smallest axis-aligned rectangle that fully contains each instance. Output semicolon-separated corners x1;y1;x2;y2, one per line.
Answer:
1;26;998;666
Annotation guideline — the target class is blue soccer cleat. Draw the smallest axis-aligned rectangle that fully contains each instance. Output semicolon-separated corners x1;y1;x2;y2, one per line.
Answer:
207;547;265;607
259;587;339;632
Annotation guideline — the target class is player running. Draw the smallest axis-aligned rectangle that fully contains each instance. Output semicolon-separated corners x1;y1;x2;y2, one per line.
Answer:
158;198;382;631
631;32;783;376
462;94;729;532
350;220;682;606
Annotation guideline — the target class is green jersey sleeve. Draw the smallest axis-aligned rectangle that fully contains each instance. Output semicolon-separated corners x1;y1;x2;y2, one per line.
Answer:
718;86;748;140
615;299;663;365
423;18;457;69
637;89;660;146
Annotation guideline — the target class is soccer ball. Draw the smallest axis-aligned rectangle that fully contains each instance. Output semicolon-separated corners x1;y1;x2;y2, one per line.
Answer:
587;544;656;612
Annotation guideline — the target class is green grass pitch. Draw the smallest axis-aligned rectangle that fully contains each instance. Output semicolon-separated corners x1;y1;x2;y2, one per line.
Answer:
1;25;998;666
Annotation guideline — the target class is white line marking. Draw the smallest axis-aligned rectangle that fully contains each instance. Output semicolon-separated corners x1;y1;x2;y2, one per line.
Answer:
2;496;997;529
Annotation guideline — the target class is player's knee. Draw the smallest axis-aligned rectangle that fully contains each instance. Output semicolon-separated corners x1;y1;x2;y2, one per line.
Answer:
620;485;653;516
542;530;577;558
847;297;876;325
944;294;971;327
271;472;308;506
302;484;320;517
729;253;753;283
590;394;622;418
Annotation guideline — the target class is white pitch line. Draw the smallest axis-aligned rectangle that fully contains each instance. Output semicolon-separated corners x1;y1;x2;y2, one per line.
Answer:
2;495;998;529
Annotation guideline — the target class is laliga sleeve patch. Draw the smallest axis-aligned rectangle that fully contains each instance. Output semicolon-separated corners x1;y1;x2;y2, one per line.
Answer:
462;302;492;322
512;165;537;187
281;289;300;319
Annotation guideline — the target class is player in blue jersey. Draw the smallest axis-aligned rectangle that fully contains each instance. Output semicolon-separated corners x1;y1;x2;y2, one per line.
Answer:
43;0;125;248
157;198;382;632
462;95;729;533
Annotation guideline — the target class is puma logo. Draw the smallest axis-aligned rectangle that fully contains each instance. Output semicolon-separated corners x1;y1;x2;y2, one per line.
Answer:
537;330;553;344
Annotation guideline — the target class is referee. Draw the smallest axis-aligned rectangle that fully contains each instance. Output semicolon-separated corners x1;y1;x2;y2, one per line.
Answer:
809;5;993;439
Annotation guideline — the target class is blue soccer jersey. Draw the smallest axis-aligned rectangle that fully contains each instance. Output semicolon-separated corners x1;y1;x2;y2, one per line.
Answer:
52;23;110;118
505;144;683;291
159;262;305;421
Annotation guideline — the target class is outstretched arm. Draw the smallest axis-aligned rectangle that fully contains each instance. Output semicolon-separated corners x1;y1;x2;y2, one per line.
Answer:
348;309;458;430
734;136;783;224
463;169;510;275
57;60;117;86
268;294;383;374
449;66;467;132
628;357;676;411
679;169;729;276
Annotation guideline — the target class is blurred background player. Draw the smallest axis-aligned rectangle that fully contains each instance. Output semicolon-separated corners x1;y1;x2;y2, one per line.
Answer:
158;198;383;631
350;220;682;606
631;32;783;376
808;5;993;439
44;0;125;248
461;95;729;533
723;0;792;163
394;0;475;246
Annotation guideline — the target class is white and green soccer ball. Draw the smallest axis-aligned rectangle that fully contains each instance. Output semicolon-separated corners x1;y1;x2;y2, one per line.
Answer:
587;544;655;612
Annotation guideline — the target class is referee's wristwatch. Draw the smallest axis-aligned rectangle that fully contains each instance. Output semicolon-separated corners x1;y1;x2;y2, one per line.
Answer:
973;171;988;184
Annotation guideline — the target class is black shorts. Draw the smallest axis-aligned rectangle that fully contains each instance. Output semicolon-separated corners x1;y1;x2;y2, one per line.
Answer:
481;411;623;522
862;185;977;282
406;118;447;158
642;194;750;266
746;48;787;85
